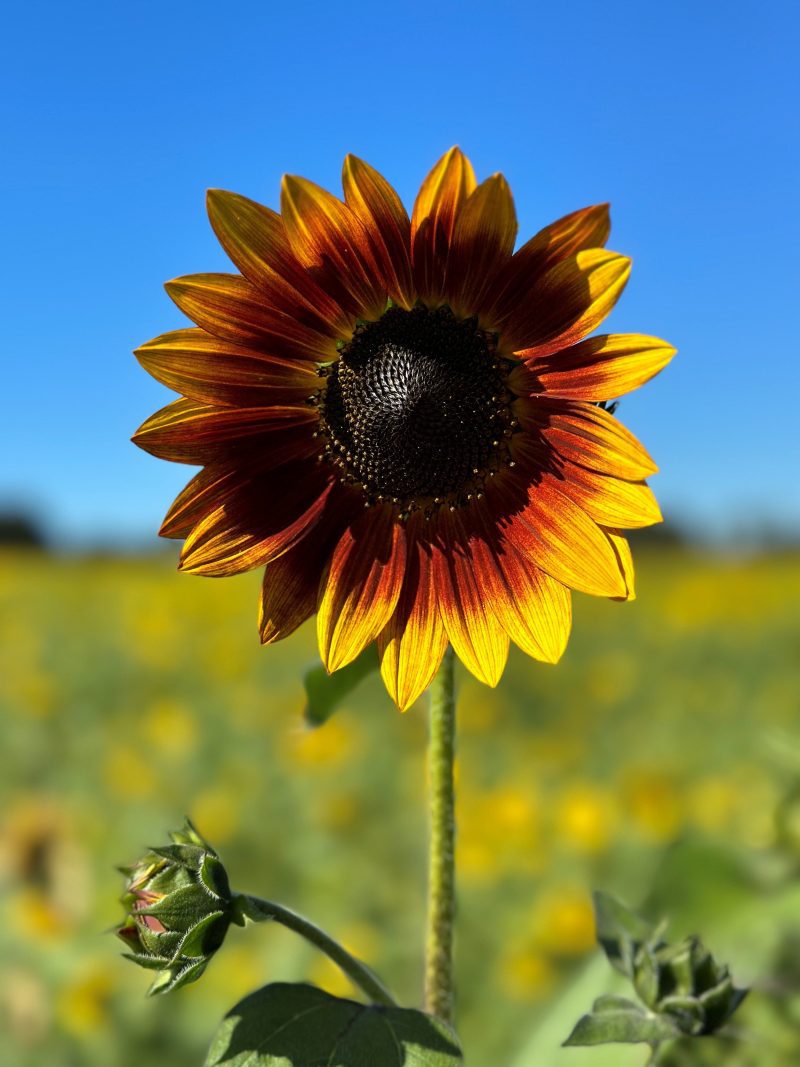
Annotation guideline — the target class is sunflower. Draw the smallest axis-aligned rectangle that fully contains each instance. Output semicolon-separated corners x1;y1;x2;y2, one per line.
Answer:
133;148;674;711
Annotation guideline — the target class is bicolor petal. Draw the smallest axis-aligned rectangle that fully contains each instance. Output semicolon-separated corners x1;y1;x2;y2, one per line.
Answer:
428;509;509;686
342;155;415;309
445;173;517;317
135;328;320;408
483;203;610;328
501;249;631;356
513;397;658;480
132;398;317;464
317;504;407;672
178;462;334;576
281;175;387;321
165;273;337;360
410;146;477;306
377;520;448;711
512;333;677;400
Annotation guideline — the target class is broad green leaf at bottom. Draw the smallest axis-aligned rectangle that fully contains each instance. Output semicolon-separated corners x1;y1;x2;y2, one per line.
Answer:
205;982;463;1067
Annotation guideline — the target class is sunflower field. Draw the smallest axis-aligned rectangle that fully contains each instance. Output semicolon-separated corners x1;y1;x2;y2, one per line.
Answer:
2;542;800;1066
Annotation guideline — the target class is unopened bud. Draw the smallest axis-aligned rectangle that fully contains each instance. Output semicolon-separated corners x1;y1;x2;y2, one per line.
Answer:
116;820;237;995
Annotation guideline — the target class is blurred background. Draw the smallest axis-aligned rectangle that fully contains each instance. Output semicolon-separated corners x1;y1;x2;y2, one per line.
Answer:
1;1;798;1064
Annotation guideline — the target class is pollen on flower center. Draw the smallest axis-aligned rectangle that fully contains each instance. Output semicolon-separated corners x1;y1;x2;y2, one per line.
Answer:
319;305;513;508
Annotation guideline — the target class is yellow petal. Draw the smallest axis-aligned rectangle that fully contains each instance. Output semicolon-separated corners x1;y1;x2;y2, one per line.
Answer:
470;520;572;663
554;461;663;529
605;529;636;601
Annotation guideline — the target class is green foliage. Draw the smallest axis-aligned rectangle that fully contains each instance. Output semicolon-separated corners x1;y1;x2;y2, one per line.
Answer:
205;983;463;1066
303;646;378;726
565;893;747;1052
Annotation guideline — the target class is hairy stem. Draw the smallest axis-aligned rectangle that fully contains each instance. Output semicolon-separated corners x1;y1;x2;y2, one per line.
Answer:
235;894;396;1006
424;646;457;1023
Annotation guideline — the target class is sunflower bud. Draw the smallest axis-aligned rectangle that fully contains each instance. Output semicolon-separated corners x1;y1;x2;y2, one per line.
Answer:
116;820;236;994
633;934;746;1036
565;894;748;1050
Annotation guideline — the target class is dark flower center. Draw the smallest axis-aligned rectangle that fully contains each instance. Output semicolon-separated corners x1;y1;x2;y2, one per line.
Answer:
320;305;512;508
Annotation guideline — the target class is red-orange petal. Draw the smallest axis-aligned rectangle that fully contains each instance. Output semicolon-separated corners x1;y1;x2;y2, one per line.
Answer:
499;249;631;356
259;484;362;643
483;204;610;327
132;398;317;464
377;519;448;711
428;508;509;686
410;147;477;306
317;504;407;672
281;175;387;321
342;155;415;310
206;189;353;338
511;334;677;400
159;465;241;540
157;430;320;539
487;470;628;598
135;328;320;408
445;174;517;318
179;462;334;577
468;515;572;663
512;398;658;480
165;273;337;361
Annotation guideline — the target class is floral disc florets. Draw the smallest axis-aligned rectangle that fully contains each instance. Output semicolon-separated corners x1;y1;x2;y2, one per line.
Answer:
319;305;514;511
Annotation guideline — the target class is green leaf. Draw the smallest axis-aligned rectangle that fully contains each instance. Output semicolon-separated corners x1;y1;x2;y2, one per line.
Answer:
593;891;657;976
591;995;643;1014
303;646;379;727
563;1002;680;1047
205;983;463;1066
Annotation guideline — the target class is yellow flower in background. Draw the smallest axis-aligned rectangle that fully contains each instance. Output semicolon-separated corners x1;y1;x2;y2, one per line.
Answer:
56;965;115;1037
530;886;596;957
134;148;673;710
497;947;556;1001
621;769;684;842
556;782;619;853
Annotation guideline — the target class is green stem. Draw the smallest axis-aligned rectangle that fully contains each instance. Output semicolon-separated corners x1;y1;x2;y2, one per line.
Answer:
425;646;457;1023
646;1043;663;1066
235;893;396;1007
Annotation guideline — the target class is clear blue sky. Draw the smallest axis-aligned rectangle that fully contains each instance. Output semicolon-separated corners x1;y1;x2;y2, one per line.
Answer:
2;0;797;544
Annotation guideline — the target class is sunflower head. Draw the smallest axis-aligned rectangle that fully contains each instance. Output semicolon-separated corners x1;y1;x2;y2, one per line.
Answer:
134;148;674;710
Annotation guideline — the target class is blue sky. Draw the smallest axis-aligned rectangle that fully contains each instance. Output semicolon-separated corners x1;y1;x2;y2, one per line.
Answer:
2;0;797;544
